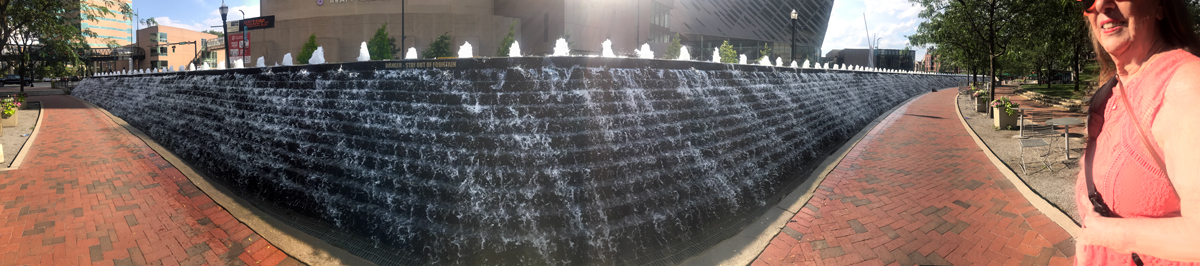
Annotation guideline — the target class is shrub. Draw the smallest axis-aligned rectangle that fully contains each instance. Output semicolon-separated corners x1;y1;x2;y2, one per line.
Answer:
758;43;772;62
298;34;319;64
422;32;454;59
664;33;682;59
496;21;517;57
719;40;737;64
368;23;395;60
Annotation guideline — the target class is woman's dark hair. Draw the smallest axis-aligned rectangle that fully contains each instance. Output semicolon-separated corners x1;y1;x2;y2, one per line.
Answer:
1090;0;1200;84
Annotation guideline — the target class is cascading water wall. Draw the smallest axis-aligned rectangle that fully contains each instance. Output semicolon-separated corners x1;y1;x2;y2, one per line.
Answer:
73;58;967;265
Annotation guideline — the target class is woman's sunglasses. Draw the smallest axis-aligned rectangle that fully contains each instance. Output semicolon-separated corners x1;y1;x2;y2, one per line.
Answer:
1079;0;1097;13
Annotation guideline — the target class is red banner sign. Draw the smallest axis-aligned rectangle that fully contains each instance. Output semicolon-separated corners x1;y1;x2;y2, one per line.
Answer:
228;33;250;63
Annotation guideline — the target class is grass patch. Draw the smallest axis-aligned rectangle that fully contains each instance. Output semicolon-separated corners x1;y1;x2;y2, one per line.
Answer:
1080;62;1099;83
1020;84;1086;99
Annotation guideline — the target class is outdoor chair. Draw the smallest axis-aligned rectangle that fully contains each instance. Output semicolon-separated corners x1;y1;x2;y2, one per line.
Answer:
1017;121;1065;174
1018;138;1053;175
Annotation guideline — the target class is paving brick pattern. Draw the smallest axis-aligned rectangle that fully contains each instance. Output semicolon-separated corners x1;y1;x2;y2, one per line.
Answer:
753;90;1075;266
0;96;303;266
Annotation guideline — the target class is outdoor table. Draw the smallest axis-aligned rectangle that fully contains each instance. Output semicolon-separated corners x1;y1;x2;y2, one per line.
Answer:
1046;117;1085;161
1012;108;1034;139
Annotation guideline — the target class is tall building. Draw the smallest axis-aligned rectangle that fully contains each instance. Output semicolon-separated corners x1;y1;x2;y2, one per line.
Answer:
77;0;135;48
253;0;835;64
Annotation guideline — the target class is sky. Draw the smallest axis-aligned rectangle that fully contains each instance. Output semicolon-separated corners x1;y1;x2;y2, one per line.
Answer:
135;0;928;59
821;0;929;59
135;0;261;33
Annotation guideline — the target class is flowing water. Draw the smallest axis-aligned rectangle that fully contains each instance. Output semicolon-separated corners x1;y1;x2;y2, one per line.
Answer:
74;58;966;265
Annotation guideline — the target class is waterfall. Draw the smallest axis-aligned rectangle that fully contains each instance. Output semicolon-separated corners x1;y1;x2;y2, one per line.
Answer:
74;58;967;265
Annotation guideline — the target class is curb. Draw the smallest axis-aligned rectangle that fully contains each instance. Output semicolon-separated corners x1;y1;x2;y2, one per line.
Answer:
76;96;376;266
952;93;1081;236
679;89;934;266
0;100;45;171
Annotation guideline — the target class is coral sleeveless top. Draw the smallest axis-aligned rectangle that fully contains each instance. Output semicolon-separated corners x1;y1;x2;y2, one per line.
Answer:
1074;49;1200;265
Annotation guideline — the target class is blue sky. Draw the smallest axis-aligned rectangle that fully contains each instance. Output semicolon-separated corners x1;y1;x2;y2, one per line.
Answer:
138;0;260;33
822;0;929;59
138;0;927;59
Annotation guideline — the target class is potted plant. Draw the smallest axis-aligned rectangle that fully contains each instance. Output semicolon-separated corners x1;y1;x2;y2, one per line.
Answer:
973;90;990;112
14;93;27;109
1;97;19;127
992;97;1020;129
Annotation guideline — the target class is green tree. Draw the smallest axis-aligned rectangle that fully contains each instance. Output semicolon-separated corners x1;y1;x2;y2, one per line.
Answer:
496;21;517;57
758;43;772;62
907;0;1032;104
141;17;158;27
298;34;319;64
201;30;224;38
368;23;394;60
422;32;453;59
1;0;132;90
664;33;682;59
719;40;737;64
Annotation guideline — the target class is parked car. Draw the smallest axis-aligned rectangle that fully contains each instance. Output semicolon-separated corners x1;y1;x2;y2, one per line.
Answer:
4;74;22;86
6;75;33;86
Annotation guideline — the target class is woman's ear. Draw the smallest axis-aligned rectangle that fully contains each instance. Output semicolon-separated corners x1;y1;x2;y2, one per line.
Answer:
1157;1;1165;20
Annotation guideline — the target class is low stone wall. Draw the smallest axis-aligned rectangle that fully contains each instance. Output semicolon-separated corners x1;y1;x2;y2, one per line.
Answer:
74;58;967;265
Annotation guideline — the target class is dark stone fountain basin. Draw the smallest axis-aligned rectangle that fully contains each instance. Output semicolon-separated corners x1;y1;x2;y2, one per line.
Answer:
75;57;966;265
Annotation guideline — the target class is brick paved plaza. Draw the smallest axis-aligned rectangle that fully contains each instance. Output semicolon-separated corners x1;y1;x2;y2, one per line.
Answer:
0;95;299;266
751;89;1074;266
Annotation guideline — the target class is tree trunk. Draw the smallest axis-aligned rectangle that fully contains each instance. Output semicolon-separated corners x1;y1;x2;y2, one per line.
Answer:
1073;33;1082;92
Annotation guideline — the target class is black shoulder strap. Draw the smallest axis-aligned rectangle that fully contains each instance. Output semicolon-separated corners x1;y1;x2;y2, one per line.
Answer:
1086;76;1121;218
1085;76;1145;265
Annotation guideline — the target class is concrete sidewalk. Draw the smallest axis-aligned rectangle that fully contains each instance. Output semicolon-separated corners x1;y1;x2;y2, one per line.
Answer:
752;89;1074;266
0;95;300;266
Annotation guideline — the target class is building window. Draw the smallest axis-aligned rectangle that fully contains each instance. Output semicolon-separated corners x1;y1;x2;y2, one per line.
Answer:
149;60;168;68
150;32;167;43
652;2;669;28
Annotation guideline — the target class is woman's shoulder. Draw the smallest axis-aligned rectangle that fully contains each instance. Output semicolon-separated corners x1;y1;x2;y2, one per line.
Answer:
1166;59;1200;95
1159;56;1200;145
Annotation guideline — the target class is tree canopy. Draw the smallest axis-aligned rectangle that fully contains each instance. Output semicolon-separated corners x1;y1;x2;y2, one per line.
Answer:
1;0;133;90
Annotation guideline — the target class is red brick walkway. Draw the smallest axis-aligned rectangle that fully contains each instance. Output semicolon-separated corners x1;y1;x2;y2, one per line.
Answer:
0;95;301;266
753;89;1075;265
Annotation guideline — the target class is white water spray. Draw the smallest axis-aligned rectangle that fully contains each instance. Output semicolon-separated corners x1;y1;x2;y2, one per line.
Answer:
357;42;371;61
457;42;473;58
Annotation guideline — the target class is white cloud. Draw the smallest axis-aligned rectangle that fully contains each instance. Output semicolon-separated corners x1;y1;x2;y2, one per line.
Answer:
821;0;930;61
144;2;260;33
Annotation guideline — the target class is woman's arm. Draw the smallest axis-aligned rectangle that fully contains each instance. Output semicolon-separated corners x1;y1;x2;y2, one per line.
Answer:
1079;61;1200;262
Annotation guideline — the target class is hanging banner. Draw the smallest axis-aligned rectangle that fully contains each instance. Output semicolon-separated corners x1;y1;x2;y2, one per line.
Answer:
228;33;251;63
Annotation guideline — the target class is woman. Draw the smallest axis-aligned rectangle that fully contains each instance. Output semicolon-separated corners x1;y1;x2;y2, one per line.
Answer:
1074;0;1200;264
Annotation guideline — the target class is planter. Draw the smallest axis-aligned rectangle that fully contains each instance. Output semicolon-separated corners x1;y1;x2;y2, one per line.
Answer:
975;97;989;112
1;113;16;127
994;107;1019;129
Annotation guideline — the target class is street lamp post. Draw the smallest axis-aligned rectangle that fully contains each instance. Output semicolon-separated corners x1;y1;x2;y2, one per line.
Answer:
219;1;230;69
239;10;246;66
790;10;798;63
